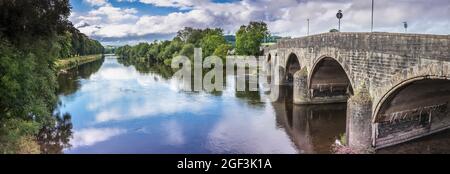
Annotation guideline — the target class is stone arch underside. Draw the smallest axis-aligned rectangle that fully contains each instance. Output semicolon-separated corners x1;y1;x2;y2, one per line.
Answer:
373;78;450;148
285;53;301;85
308;57;353;103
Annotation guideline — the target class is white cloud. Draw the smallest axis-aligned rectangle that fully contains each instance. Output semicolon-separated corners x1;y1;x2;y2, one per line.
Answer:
90;5;138;23
206;103;297;154
70;128;127;148
162;120;185;145
139;0;207;9
73;60;211;123
72;0;450;42
84;0;109;7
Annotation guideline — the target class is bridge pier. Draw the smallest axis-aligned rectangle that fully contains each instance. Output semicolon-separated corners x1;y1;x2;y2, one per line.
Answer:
293;69;310;104
270;85;287;102
346;85;373;153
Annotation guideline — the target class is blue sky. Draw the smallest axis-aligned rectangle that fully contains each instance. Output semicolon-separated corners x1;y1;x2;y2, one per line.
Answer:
69;0;449;46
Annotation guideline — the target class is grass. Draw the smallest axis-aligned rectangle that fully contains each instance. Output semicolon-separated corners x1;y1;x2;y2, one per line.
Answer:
55;54;103;71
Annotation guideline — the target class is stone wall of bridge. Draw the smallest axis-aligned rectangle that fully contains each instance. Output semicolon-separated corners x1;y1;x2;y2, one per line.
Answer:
264;32;450;150
265;32;449;93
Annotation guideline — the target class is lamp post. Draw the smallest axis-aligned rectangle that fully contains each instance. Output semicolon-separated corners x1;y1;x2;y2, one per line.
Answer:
336;10;343;32
371;0;374;32
307;18;310;36
403;22;408;33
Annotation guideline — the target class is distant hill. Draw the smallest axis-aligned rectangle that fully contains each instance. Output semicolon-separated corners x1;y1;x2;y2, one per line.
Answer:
104;45;118;54
224;35;236;46
263;36;282;43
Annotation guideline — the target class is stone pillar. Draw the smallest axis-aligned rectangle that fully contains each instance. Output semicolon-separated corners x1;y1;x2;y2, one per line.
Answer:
269;85;286;102
346;85;373;153
269;66;287;102
293;68;310;104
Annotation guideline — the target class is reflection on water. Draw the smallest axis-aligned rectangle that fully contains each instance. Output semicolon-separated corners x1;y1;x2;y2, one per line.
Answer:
37;113;73;154
57;58;104;96
53;55;450;154
275;102;347;153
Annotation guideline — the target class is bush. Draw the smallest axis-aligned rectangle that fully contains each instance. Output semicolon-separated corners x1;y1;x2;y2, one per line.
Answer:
0;119;40;154
164;59;172;66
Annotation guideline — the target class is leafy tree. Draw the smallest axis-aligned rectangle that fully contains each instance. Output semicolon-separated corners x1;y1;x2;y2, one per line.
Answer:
116;27;227;64
330;29;339;32
213;44;232;59
201;33;227;58
235;21;269;56
0;0;101;153
179;43;195;59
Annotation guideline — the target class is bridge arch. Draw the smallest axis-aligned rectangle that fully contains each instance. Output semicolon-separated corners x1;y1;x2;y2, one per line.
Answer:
372;75;450;148
373;75;450;123
267;53;272;62
266;53;274;83
308;56;353;99
267;53;272;76
285;53;301;84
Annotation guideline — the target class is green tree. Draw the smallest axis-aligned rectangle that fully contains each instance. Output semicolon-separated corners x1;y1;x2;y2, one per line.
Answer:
179;43;195;59
330;29;339;32
235;21;269;56
0;0;101;153
213;44;231;59
201;33;227;58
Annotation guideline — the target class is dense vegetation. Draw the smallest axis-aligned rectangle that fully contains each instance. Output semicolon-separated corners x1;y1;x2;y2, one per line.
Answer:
57;27;104;59
116;22;270;66
116;27;231;65
235;22;269;56
0;0;103;153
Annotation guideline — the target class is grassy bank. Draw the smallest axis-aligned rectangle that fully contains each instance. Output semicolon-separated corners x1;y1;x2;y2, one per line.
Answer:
55;54;103;71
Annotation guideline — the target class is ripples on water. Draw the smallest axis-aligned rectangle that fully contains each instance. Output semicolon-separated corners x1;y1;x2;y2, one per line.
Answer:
54;55;450;154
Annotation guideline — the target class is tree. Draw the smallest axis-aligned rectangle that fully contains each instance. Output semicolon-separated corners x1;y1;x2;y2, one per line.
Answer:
0;0;71;45
201;33;227;58
213;44;232;59
116;27;227;64
179;43;195;59
330;29;339;32
0;0;83;153
235;21;269;56
177;27;204;46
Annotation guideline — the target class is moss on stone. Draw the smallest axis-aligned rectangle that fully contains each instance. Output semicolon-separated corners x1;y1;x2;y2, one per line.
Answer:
294;67;308;77
350;83;372;103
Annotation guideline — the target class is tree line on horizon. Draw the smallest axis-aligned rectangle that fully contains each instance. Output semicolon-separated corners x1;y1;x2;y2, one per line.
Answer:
57;27;104;59
115;21;270;66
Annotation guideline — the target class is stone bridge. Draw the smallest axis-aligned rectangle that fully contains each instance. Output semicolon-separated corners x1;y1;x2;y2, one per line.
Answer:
263;32;450;151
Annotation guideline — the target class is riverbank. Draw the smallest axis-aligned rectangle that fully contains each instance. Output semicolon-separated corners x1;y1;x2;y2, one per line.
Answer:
55;54;103;71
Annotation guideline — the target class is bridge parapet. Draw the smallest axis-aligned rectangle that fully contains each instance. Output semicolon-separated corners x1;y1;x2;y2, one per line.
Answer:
276;32;449;59
266;32;450;90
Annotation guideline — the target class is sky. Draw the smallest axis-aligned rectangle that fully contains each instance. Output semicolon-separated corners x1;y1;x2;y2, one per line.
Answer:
69;0;450;45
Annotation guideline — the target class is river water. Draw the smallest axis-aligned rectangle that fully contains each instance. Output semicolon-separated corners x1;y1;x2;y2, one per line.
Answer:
55;54;450;154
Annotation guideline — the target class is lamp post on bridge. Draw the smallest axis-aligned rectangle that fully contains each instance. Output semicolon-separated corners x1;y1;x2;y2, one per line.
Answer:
371;0;374;32
336;10;343;32
403;21;408;33
307;18;310;36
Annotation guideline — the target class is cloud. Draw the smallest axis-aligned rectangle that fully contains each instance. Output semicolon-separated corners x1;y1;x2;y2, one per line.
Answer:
162;120;185;145
70;128;127;148
84;0;109;7
139;0;207;9
74;61;212;123
71;0;450;44
206;103;297;154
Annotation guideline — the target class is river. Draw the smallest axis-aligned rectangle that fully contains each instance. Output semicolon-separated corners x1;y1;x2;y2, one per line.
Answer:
54;54;450;154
